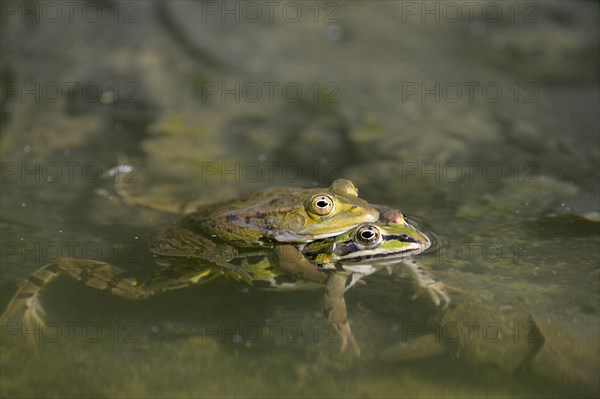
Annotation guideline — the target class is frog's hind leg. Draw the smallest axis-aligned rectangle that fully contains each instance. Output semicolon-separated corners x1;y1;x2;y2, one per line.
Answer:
0;263;60;328
109;160;206;215
0;259;146;328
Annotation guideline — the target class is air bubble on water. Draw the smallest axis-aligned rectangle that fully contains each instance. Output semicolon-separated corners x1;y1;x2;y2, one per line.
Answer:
327;25;344;42
134;236;139;240
391;323;399;333
490;34;505;50
101;91;115;105
21;202;26;207
233;334;243;344
151;325;160;333
24;145;31;153
258;154;266;162
468;21;486;37
64;148;71;156
59;230;63;233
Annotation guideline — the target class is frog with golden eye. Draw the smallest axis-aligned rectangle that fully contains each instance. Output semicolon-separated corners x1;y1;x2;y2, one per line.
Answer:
0;179;378;333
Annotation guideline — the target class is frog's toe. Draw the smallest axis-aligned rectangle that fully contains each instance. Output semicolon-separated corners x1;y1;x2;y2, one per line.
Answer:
23;295;47;329
434;285;452;309
338;324;361;356
412;281;451;309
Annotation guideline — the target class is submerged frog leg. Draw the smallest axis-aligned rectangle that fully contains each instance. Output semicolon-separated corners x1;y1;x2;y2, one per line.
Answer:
273;244;328;283
139;263;226;293
274;245;358;353
0;258;232;331
400;258;451;308
323;273;360;355
109;161;206;215
0;259;146;329
149;225;255;284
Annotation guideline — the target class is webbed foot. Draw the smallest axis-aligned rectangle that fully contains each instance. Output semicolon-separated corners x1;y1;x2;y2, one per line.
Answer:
401;259;451;308
0;260;149;329
412;280;451;309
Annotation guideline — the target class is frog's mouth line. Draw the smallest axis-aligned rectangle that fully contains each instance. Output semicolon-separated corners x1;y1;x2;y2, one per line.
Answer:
272;229;350;242
340;245;427;262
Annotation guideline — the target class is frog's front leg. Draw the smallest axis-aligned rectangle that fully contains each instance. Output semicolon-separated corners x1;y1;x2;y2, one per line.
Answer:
400;258;451;308
0;259;150;329
323;273;360;355
273;245;359;354
273;244;328;283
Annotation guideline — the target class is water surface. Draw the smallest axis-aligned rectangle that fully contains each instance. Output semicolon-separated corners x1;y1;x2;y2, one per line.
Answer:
1;1;598;397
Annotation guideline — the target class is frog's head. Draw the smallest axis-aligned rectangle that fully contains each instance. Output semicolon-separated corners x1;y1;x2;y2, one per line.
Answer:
279;179;379;241
310;209;431;264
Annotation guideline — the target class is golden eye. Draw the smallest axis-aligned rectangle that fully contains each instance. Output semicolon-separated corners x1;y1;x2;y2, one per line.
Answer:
310;194;335;216
355;225;382;247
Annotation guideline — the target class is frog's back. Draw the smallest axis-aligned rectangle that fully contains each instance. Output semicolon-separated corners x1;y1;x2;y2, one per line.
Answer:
182;187;310;245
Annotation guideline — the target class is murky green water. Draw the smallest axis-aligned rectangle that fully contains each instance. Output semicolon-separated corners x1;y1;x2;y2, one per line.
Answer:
1;1;598;397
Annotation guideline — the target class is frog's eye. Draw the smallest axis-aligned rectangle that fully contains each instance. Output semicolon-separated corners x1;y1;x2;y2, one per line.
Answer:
355;225;382;247
310;194;336;216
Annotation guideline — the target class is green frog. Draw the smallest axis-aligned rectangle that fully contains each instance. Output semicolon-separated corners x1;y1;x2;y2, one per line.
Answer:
279;208;449;353
116;178;379;245
1;203;446;354
1;178;377;337
304;208;450;307
115;177;379;282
